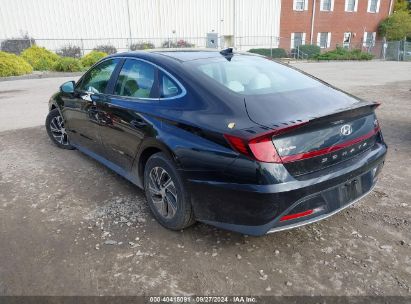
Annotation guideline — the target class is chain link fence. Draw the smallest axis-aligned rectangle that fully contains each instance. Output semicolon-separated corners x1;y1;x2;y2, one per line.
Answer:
336;40;411;61
1;36;410;61
0;36;283;54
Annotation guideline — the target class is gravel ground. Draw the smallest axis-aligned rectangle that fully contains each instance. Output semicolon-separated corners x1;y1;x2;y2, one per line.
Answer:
0;62;410;296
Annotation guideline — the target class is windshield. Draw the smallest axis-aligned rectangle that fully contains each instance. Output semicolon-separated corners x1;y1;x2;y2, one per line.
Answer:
188;55;322;95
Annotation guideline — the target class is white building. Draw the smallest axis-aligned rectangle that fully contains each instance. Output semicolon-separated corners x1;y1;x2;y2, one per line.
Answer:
0;0;282;52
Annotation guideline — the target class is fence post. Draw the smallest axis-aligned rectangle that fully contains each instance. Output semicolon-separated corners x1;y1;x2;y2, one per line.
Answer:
270;36;273;58
81;39;84;56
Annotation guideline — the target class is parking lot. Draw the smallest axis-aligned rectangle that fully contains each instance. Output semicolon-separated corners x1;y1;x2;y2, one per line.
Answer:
0;61;410;296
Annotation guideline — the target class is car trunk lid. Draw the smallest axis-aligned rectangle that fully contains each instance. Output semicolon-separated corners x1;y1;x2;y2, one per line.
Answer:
243;88;380;175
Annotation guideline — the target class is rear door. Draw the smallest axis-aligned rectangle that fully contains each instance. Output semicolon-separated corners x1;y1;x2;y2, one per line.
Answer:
63;58;120;154
95;58;160;171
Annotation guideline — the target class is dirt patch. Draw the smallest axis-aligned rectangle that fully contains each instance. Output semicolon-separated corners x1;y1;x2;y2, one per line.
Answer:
0;76;410;296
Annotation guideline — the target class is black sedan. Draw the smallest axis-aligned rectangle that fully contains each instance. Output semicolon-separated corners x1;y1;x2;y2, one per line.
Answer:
46;49;387;236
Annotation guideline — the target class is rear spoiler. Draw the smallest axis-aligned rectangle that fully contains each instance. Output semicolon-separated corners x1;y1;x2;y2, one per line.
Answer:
303;100;380;127
236;101;380;140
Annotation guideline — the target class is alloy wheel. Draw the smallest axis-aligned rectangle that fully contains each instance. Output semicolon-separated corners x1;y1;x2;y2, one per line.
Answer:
148;166;178;219
49;115;69;146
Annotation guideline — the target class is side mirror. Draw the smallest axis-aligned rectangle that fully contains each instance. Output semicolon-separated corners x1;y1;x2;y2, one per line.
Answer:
60;81;75;94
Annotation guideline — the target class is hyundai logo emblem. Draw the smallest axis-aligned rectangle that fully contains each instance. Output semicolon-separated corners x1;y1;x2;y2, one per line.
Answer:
340;124;352;136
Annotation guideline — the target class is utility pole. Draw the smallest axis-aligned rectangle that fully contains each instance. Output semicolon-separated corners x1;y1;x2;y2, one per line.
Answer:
232;0;236;48
310;0;316;44
388;0;394;15
126;0;132;50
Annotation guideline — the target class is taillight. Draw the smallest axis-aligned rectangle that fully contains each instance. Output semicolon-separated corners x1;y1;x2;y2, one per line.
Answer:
225;123;308;163
225;133;280;162
223;134;251;157
224;122;307;163
248;134;282;163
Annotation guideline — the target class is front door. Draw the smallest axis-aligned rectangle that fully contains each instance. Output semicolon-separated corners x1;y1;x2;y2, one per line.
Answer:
62;58;120;154
96;58;159;171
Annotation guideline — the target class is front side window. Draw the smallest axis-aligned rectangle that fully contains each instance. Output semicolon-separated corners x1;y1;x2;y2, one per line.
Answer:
294;0;306;11
318;32;330;48
345;0;356;11
114;59;155;98
189;55;321;96
78;59;119;94
368;0;379;12
321;0;333;11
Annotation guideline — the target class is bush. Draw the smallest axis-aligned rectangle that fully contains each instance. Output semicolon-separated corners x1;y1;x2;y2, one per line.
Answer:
93;44;117;54
161;39;195;48
0;35;35;54
21;46;60;70
53;57;83;72
0;51;33;77
57;45;82;58
295;44;321;59
315;47;374;60
248;48;287;58
130;42;155;50
80;51;107;67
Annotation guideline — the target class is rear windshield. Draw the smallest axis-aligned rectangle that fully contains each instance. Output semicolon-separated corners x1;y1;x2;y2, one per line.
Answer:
187;55;322;95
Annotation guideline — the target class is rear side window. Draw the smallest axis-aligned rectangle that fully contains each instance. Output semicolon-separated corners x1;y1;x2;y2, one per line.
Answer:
160;74;181;98
114;59;155;98
78;59;119;93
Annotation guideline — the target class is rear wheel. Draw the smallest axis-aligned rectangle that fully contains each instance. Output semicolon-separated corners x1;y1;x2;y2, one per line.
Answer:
45;108;74;149
144;152;195;230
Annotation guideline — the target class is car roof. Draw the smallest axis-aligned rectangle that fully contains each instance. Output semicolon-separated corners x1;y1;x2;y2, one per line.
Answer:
111;49;258;63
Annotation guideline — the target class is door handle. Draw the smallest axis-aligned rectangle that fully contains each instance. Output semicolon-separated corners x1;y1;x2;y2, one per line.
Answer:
88;105;98;115
130;119;147;128
88;106;101;121
80;93;93;102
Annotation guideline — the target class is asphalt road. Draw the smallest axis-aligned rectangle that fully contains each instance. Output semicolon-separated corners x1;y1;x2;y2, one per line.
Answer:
0;61;410;296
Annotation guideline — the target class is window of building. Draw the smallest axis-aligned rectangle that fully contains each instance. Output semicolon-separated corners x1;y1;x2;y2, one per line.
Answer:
293;0;308;11
343;32;352;48
320;0;334;11
317;32;331;49
363;32;376;47
114;59;155;98
291;32;306;49
367;0;380;13
345;0;358;12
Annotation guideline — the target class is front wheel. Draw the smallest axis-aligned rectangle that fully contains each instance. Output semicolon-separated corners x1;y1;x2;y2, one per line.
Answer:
144;152;195;230
45;108;74;149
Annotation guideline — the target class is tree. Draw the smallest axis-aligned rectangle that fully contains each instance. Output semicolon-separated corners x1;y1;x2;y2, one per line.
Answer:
393;0;410;12
379;11;411;40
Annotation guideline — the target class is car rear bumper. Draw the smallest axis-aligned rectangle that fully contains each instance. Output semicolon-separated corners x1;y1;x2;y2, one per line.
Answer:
184;142;387;236
266;181;376;234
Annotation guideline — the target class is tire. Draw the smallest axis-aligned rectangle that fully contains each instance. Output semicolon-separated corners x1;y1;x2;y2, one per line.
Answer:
45;108;75;150
144;152;195;230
